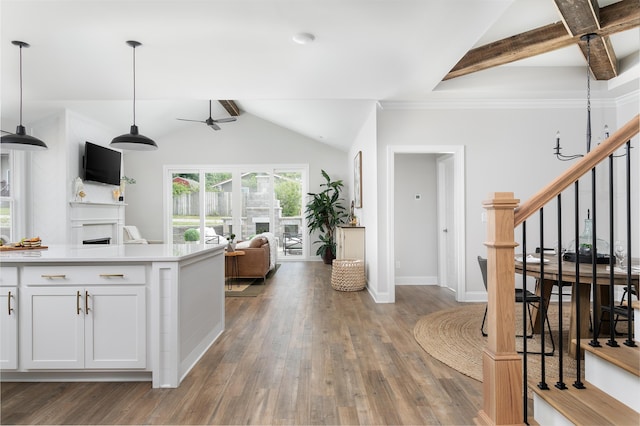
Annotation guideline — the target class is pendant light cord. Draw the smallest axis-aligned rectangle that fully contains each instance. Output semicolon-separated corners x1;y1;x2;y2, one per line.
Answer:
586;35;592;153
19;43;24;126
132;43;136;126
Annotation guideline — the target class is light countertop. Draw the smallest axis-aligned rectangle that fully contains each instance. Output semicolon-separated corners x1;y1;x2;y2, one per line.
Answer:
0;243;226;263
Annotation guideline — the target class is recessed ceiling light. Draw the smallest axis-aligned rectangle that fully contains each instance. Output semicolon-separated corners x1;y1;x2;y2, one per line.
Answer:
292;32;315;45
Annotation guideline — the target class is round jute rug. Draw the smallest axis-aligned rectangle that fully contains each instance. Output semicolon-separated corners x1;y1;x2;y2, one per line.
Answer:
414;303;583;383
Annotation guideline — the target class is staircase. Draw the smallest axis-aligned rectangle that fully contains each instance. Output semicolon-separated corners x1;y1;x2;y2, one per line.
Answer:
531;302;640;425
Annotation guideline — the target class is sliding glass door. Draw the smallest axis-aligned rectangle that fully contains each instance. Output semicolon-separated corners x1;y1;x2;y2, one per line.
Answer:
166;165;307;259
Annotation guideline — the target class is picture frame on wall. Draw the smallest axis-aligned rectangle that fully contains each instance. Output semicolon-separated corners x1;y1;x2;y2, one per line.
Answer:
354;151;362;208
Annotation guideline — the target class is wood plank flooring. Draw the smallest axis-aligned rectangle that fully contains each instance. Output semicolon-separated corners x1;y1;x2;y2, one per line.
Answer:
1;261;482;425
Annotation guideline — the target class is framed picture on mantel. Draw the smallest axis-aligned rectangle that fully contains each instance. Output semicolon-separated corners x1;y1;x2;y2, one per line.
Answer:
354;151;362;208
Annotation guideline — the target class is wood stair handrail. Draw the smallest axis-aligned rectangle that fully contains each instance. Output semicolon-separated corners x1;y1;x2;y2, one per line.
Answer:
515;114;640;227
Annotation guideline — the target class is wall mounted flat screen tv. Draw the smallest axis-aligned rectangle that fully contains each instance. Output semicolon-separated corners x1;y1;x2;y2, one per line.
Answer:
83;141;121;186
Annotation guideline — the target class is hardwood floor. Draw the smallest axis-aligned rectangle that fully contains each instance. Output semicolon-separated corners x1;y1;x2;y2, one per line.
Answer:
1;261;482;425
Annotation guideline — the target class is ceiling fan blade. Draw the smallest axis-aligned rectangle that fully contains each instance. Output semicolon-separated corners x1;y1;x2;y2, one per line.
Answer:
212;117;237;124
208;123;221;131
176;118;206;123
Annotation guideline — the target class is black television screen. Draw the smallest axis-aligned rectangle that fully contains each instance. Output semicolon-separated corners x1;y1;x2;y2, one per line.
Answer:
83;142;121;186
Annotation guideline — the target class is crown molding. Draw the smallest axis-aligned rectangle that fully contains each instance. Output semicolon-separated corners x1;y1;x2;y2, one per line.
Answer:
378;94;637;111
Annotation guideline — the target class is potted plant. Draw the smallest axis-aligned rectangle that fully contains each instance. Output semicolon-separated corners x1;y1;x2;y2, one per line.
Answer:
305;170;348;264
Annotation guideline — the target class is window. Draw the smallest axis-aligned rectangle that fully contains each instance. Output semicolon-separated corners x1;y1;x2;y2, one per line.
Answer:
1;153;15;243
165;165;308;259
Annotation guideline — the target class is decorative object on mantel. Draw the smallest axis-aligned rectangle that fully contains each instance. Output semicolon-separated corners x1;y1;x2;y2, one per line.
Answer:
0;41;48;151
119;176;136;201
73;177;86;202
110;40;158;151
553;34;628;161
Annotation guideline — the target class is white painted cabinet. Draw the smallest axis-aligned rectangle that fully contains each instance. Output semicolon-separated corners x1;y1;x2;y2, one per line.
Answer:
0;286;18;369
18;264;147;370
21;287;84;368
0;243;224;387
20;285;146;369
336;226;365;261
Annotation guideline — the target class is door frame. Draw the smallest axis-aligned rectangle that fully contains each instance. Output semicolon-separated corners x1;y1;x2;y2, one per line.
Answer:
387;145;465;302
437;154;456;293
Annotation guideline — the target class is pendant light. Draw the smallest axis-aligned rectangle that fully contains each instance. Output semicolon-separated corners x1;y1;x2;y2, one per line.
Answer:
1;41;48;151
110;40;158;151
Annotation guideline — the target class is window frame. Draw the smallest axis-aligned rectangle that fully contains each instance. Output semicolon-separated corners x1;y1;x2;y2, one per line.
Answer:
163;164;308;259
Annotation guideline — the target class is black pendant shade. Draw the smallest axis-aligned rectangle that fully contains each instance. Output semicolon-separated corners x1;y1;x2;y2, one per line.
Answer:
1;41;48;151
110;40;157;151
111;125;157;150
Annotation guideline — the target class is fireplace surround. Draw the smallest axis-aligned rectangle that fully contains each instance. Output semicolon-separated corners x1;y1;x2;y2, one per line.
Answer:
69;201;124;245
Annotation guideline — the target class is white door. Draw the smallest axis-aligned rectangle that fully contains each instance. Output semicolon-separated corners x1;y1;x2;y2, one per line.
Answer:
85;286;146;368
21;287;84;369
437;155;457;292
0;287;18;369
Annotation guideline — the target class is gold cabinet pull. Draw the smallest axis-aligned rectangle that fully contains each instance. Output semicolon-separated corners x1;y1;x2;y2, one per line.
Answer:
99;273;125;278
41;274;66;279
85;291;90;313
76;291;82;315
7;291;14;315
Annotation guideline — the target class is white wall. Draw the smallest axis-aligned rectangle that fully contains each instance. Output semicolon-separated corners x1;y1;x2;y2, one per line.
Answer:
347;104;379;299
377;98;637;300
123;112;348;251
27;109;119;244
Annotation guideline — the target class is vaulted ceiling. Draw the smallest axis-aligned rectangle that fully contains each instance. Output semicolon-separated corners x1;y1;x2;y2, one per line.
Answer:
1;0;638;151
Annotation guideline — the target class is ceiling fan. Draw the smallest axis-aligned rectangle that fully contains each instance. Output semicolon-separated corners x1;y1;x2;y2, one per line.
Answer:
176;100;237;131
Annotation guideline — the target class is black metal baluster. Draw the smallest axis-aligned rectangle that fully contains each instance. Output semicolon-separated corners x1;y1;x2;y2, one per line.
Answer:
623;140;636;348
606;154;618;347
522;222;529;422
589;167;601;348
538;208;548;390
573;181;585;389
556;194;567;390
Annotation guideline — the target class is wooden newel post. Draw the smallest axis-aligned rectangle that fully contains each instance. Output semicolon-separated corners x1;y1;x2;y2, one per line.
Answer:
477;192;524;426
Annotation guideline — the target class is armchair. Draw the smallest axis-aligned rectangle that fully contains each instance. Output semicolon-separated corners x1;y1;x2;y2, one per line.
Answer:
123;225;162;244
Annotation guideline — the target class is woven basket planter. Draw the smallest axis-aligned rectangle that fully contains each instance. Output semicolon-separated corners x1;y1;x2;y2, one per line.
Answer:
331;259;365;291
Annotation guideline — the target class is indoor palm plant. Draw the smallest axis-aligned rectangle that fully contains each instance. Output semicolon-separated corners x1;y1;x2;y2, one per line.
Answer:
305;170;348;264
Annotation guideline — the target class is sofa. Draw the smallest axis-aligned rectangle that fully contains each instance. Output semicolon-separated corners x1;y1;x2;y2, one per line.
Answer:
225;235;271;281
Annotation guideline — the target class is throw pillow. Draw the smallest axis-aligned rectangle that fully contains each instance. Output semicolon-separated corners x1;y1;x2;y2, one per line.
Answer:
236;241;251;249
249;237;266;248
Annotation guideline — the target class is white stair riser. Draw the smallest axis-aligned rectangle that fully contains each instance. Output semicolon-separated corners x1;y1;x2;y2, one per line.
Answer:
585;351;640;412
533;394;574;426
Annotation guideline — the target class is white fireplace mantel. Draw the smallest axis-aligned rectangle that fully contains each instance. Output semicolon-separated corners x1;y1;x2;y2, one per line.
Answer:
69;202;126;245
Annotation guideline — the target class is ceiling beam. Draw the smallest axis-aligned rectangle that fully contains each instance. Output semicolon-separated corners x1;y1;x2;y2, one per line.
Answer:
554;0;600;36
554;0;616;80
218;100;240;116
443;0;639;81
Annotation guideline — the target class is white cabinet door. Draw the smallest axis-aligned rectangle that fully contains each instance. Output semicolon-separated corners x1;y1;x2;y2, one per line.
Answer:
0;287;18;369
21;287;84;369
21;286;146;370
85;286;146;368
336;226;365;260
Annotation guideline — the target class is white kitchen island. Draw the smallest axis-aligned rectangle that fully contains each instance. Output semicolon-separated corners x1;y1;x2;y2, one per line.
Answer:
0;243;225;388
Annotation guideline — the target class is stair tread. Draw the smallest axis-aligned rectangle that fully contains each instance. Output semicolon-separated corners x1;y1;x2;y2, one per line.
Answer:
531;380;640;425
580;341;640;376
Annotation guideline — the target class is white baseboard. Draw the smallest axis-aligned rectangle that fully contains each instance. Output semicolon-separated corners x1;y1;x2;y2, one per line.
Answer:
395;275;438;285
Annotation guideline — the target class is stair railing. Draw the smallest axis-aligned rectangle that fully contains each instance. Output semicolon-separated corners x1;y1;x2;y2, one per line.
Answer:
477;114;639;425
